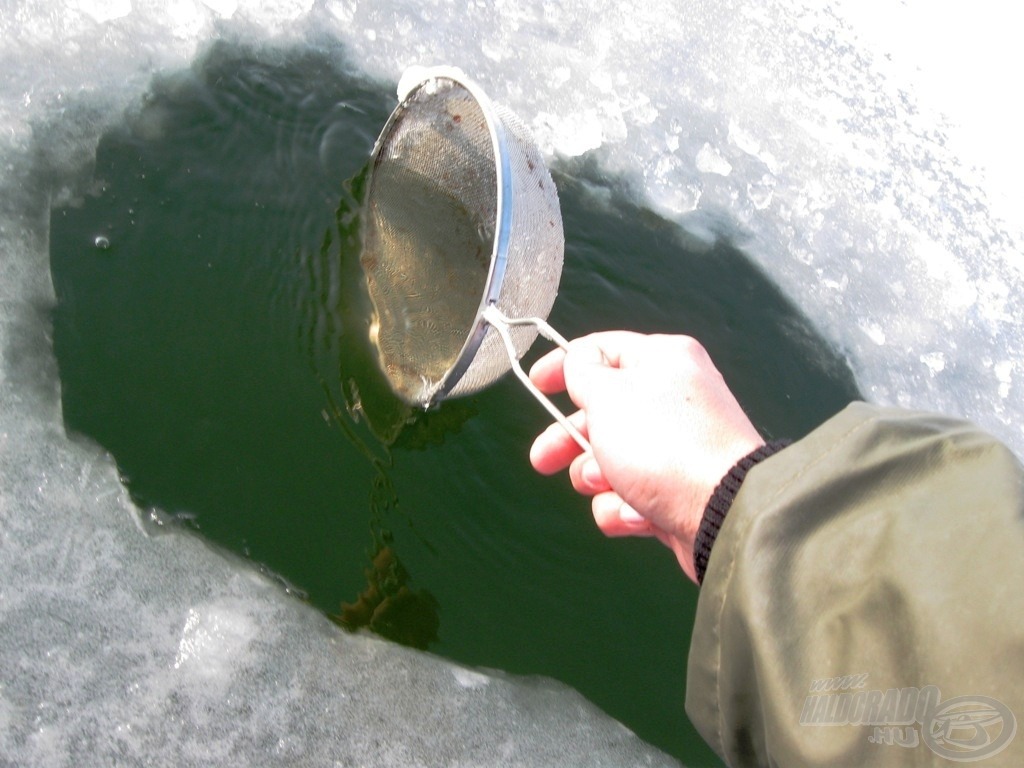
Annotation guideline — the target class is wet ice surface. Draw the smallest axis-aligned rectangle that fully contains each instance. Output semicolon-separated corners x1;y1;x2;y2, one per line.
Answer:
2;0;1022;763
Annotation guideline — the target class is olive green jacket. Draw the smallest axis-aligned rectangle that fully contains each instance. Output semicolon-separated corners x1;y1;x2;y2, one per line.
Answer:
687;403;1024;766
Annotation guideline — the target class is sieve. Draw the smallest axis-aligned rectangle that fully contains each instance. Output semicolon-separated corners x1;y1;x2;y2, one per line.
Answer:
361;66;589;451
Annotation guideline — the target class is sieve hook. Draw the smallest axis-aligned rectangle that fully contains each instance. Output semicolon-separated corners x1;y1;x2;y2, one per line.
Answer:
481;304;591;453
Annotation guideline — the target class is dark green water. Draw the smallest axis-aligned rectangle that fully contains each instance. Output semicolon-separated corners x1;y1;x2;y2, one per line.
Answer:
49;42;860;766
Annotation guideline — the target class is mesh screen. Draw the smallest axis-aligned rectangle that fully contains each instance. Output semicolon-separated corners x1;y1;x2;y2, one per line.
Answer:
362;80;495;404
444;103;563;399
362;77;563;405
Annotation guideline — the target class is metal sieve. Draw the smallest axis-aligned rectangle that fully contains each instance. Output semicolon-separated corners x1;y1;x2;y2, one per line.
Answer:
361;66;588;450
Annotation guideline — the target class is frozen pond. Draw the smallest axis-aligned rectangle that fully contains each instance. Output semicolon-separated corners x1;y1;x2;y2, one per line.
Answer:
2;0;1021;765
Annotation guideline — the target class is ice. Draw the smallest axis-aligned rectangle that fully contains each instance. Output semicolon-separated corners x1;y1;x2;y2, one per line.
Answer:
0;2;681;765
2;0;1023;762
71;0;132;24
695;144;732;177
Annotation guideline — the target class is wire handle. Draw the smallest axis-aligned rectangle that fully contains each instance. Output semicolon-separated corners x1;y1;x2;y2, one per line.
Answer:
481;305;591;453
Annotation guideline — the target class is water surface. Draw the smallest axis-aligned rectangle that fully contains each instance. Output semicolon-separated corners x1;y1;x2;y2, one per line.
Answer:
50;41;860;765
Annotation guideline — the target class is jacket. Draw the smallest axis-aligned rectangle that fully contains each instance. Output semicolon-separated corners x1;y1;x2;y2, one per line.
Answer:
686;402;1024;766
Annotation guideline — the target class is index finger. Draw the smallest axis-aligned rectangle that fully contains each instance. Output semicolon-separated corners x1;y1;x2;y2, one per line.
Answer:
528;346;568;394
529;331;647;395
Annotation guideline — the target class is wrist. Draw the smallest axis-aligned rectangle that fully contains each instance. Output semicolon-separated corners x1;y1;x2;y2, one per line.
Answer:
691;439;792;585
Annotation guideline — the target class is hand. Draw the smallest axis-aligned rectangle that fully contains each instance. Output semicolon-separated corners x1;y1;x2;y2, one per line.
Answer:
529;332;764;583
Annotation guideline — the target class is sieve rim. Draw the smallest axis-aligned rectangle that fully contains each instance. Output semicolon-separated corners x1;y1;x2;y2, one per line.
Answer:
368;67;513;406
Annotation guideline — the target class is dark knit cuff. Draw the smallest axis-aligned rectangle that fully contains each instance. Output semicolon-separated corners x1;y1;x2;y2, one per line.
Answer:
693;439;792;585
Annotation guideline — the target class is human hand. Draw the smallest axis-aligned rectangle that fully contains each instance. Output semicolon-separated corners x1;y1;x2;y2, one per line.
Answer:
529;332;764;583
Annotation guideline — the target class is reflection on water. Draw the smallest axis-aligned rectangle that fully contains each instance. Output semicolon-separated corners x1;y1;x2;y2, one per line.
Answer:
320;381;441;651
333;541;440;649
314;166;482;648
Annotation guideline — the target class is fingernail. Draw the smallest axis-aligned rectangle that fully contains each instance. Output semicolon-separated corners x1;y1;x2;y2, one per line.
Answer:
582;458;603;486
619;503;645;523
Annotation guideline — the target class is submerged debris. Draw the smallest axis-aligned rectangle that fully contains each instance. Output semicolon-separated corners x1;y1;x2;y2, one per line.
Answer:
333;544;440;650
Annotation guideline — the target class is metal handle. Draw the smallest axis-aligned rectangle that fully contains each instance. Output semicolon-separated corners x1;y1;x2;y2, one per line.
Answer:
481;304;591;453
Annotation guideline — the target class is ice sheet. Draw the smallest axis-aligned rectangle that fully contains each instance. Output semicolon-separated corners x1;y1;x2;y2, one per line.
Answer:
2;0;1022;763
0;3;680;765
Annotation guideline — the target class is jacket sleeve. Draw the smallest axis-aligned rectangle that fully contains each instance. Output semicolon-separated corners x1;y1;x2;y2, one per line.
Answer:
685;402;1024;767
